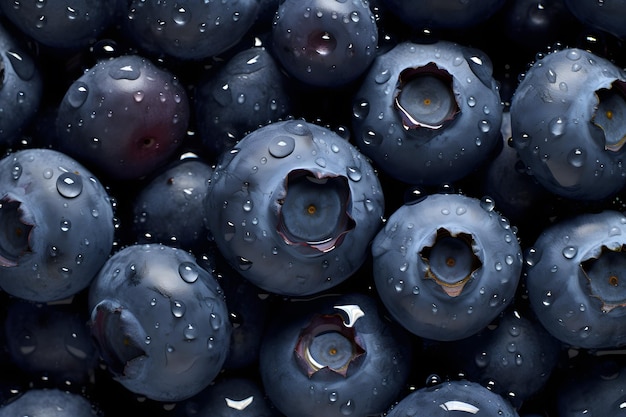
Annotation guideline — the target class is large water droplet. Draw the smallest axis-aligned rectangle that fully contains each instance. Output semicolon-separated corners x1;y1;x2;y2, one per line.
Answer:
268;135;295;158
178;262;199;283
56;172;83;198
66;82;89;108
171;300;186;317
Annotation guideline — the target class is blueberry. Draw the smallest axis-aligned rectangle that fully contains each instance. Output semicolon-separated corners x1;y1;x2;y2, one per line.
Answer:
55;54;190;180
556;353;626;416
259;292;413;417
174;376;281;417
385;379;519;417
380;0;507;30
372;192;523;341
205;119;385;296
0;388;100;416
0;148;115;302
352;40;503;186
0;23;43;148
564;0;626;40
132;154;214;252
510;47;626;201
121;0;260;61
439;308;563;408
87;243;231;402
271;0;378;88
0;0;117;50
3;298;99;386
524;209;626;349
194;46;293;157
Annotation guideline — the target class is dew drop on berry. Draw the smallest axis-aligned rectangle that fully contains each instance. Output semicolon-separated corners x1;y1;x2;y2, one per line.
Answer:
56;172;83;198
268;135;295;158
562;246;577;259
6;51;36;81
178;262;199;283
109;63;141;81
171;300;186;317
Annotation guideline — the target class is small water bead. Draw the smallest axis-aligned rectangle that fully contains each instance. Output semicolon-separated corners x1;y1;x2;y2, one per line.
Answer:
210;313;222;330
549;116;566;137
109;62;141;81
562;246;578;259
171;300;186;318
172;6;190;25
183;324;198;341
362;128;383;146
340;400;355;415
352;99;370;119
480;196;495;212
567;148;585;167
329;391;338;403
11;162;21;180
60;219;71;232
67;82;89;108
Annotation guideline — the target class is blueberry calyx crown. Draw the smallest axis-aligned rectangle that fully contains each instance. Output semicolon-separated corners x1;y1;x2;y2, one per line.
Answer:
420;228;482;297
581;244;626;313
394;62;459;130
294;312;365;378
592;83;626;152
276;169;355;255
0;197;33;267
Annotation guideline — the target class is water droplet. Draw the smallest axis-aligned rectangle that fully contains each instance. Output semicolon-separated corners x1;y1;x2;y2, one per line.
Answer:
237;256;253;271
549;116;565;137
178;262;199;283
268;135;295;158
475;351;489;368
567;148;585;167
346;166;362;181
183;324;198;340
173;6;190;25
242;200;253;212
11;162;22;180
133;90;144;102
329;391;338;403
67;82;89;108
480;196;495;212
6;51;36;80
109;63;141;81
340;399;355;415
352;99;370;119
362;128;383;146
210;313;222;330
60;219;71;232
562;246;577;259
374;69;391;84
171;300;186;318
56;172;83;198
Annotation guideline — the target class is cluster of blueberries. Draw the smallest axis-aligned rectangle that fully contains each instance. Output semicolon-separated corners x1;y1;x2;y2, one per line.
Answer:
1;0;626;416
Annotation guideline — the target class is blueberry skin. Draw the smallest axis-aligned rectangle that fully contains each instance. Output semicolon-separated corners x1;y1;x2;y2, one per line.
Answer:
524;210;626;349
4;298;99;386
385;379;519;417
372;192;523;341
564;0;626;40
88;243;232;402
510;48;626;201
271;0;378;88
195;46;293;157
259;292;413;417
0;23;42;147
440;308;563;408
380;0;507;30
55;54;190;180
0;388;100;417
556;354;626;416
0;0;117;50
132;155;214;252
0;148;115;302
121;0;260;61
352;40;503;186
174;376;281;417
205;119;385;296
